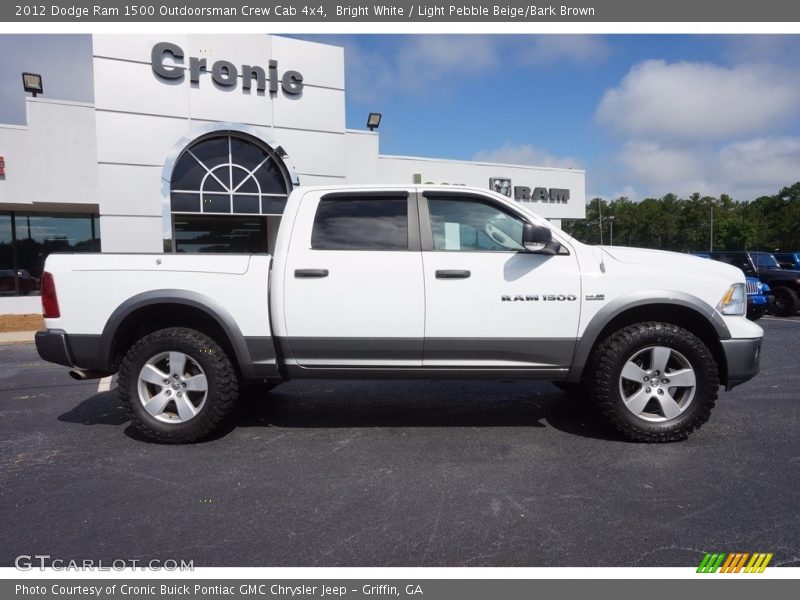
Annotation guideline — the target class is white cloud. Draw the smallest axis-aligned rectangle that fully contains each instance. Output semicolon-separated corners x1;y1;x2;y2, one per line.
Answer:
618;141;706;186
522;35;610;66
717;137;800;188
611;185;638;201
596;56;800;200
596;59;800;142
612;136;800;200
473;143;581;169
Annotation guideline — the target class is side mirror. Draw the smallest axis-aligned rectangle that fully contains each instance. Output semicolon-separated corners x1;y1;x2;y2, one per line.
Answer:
523;223;560;254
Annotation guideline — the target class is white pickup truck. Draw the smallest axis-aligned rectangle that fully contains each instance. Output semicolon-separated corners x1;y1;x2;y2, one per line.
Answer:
36;185;762;443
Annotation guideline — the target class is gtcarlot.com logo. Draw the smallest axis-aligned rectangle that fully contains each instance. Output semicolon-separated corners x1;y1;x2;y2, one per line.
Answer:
14;554;194;571
697;552;773;573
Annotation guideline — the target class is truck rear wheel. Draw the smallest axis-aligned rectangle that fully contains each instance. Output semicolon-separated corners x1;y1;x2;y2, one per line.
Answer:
589;322;718;442
118;327;239;443
770;287;799;317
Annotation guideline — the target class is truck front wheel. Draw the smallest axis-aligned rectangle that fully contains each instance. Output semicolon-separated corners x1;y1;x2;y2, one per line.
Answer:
589;322;718;442
118;327;239;443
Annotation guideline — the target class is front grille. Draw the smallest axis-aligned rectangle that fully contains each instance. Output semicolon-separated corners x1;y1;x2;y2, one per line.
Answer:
746;280;759;295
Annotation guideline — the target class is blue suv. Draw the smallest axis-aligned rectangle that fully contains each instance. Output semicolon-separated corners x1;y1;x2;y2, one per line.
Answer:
692;253;772;320
745;276;771;321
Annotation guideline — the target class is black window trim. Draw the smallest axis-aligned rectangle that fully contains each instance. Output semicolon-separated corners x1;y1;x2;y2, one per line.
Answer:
310;191;420;252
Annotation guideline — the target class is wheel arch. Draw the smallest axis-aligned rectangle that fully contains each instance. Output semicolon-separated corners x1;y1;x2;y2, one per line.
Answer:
100;290;276;380
569;291;730;386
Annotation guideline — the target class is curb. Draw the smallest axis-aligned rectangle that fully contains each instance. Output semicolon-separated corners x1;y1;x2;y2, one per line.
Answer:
0;331;36;345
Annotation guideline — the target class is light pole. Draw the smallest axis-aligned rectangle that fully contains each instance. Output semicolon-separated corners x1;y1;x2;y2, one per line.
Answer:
709;203;714;252
608;216;615;246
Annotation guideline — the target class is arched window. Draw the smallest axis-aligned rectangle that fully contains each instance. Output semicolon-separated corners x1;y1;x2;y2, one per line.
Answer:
170;133;292;216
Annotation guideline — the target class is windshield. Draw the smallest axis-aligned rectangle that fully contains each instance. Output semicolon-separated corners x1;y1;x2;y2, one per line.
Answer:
751;252;781;269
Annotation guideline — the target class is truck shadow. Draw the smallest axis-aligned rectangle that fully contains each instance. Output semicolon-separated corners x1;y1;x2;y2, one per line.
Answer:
58;381;625;442
57;390;129;426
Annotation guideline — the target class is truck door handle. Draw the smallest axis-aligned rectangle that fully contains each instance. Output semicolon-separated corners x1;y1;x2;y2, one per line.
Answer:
294;269;329;278
435;269;471;279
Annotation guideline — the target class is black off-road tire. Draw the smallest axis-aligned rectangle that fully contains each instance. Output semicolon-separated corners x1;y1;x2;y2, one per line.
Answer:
118;327;239;443
588;322;719;442
770;287;799;317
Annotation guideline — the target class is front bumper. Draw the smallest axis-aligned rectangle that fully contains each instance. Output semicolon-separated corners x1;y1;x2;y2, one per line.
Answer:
721;337;762;390
747;294;772;307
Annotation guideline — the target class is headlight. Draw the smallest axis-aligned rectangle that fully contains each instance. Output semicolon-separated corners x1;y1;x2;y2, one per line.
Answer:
717;283;746;316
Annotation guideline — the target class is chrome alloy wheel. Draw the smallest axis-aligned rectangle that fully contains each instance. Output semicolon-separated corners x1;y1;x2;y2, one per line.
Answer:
618;345;697;422
137;352;208;423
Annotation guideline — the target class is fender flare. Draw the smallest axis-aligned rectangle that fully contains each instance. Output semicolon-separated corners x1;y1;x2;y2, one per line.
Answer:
567;290;731;382
99;289;271;379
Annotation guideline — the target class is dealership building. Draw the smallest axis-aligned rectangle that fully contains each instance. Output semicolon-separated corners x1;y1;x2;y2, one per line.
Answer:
0;34;586;314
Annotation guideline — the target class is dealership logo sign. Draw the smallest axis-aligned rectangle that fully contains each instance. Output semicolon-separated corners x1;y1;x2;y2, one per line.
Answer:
151;42;304;95
490;178;570;204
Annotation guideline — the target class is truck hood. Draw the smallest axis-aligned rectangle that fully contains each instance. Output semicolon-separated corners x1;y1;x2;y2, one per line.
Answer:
602;246;744;281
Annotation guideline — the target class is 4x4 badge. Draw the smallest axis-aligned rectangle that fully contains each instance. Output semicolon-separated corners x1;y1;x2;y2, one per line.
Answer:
585;294;605;301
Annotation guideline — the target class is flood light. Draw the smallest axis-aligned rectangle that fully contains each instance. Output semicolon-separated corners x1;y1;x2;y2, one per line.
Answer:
22;72;43;97
367;113;382;131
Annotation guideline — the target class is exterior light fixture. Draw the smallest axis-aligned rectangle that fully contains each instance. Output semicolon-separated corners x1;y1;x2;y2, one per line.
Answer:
22;72;43;97
367;113;382;131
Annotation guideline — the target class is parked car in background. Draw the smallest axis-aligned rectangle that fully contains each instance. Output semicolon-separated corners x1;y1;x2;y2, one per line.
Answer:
691;254;771;321
775;252;800;271
707;251;800;317
745;277;771;321
0;268;39;295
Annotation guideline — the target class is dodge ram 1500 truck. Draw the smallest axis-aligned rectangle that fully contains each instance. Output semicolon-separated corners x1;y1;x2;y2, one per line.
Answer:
35;185;763;443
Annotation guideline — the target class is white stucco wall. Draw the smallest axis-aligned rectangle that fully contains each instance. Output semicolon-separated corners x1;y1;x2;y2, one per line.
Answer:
0;98;98;212
344;131;586;221
378;155;585;220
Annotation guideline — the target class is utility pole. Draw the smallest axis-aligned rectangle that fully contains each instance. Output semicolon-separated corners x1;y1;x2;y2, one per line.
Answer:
608;215;615;246
597;198;604;246
709;204;714;252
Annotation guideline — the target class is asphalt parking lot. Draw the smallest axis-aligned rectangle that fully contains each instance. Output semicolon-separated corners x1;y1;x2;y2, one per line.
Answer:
1;317;798;568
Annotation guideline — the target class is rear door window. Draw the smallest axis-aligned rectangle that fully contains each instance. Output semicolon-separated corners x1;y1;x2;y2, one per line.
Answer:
311;197;408;250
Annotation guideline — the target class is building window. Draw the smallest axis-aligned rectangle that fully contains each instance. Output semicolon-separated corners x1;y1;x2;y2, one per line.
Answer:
173;215;267;254
170;133;291;217
0;212;100;296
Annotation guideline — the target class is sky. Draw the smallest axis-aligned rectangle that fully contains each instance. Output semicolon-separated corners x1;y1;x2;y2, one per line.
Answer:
1;34;799;202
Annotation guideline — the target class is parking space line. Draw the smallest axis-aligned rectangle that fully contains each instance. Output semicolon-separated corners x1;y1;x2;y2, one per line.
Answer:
762;317;800;324
98;376;114;392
